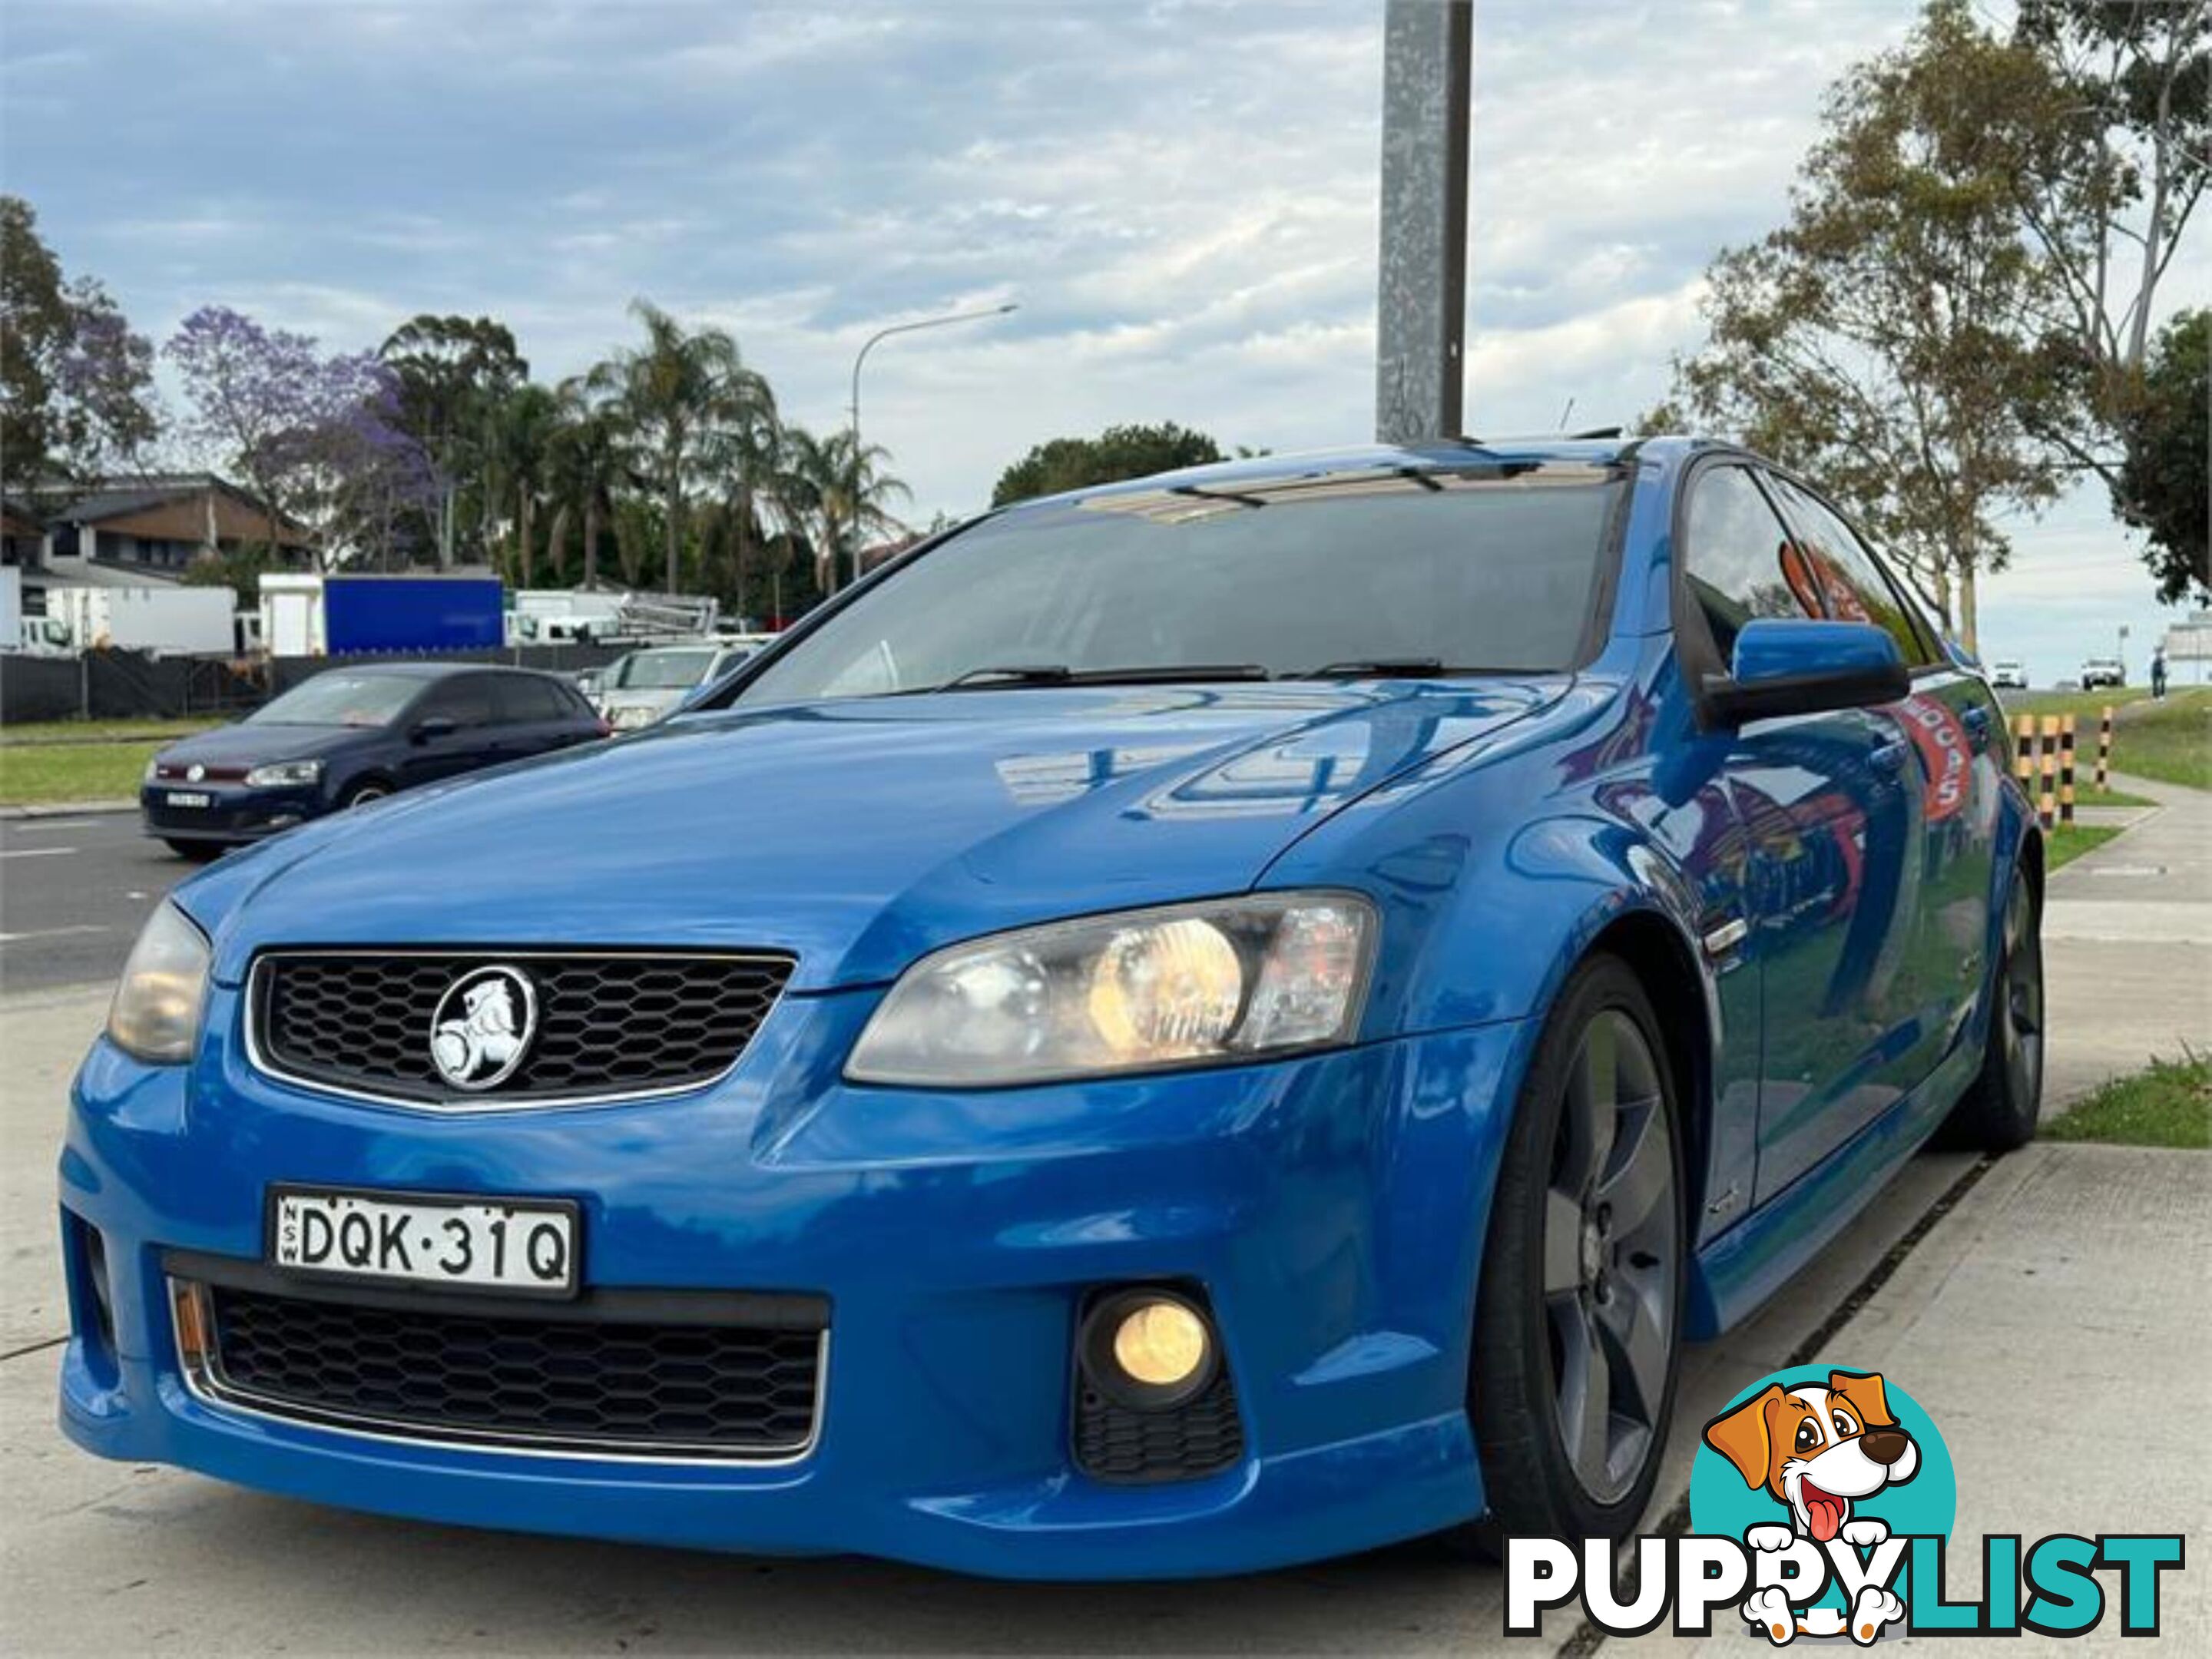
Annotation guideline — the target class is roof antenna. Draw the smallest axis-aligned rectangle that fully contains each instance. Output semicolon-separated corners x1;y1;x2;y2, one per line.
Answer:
1557;396;1577;431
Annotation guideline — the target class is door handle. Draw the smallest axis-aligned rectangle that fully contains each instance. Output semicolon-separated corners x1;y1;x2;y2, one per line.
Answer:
1870;740;1909;773
1961;706;1992;752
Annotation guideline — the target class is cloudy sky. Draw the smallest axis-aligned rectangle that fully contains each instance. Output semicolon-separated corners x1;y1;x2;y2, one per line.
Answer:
5;0;2204;679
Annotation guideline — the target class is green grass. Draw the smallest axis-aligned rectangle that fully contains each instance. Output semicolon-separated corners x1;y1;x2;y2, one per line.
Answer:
2044;823;2123;870
2043;1053;2211;1149
2070;780;2154;809
2000;687;2210;792
0;737;163;804
2;717;220;746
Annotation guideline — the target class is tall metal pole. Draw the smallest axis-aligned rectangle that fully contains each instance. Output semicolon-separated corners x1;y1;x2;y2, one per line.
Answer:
1375;0;1472;445
846;302;1018;590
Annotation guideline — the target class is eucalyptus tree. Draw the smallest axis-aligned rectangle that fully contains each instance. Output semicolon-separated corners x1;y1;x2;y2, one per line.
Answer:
379;314;526;569
1651;0;2073;650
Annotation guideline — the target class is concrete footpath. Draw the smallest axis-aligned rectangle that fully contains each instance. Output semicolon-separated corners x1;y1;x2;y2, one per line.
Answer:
2041;773;2212;1103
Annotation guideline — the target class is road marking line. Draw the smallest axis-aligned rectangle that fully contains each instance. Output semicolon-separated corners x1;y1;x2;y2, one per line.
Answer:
6;820;94;833
0;846;77;858
0;925;115;943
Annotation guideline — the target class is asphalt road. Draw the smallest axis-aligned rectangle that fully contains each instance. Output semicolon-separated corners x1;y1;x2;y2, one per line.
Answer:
0;811;194;994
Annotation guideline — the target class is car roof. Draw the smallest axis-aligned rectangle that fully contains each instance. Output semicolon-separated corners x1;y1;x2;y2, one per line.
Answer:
316;661;562;681
1015;436;1653;512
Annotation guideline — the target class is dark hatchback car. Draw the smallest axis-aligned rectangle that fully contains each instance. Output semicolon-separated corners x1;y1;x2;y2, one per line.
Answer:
142;663;604;859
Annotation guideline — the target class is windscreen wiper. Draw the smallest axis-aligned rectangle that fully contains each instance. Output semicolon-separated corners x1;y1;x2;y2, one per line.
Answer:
930;663;1273;692
1300;657;1449;679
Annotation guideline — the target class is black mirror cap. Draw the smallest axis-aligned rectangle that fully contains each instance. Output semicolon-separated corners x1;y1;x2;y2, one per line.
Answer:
1700;660;1910;727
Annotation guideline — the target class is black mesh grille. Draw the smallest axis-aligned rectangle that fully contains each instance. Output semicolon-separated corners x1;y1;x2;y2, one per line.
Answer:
253;951;793;1104
204;1283;823;1456
1075;1370;1245;1482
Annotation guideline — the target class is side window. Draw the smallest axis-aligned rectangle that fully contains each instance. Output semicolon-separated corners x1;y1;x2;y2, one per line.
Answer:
1682;465;1821;660
1763;476;1938;667
492;676;563;724
419;676;495;728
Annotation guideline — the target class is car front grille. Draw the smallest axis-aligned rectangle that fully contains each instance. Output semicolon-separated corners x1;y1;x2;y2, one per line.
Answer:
249;949;795;1107
172;1270;827;1462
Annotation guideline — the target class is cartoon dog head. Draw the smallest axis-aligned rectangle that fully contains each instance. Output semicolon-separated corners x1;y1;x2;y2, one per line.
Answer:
1703;1370;1919;1542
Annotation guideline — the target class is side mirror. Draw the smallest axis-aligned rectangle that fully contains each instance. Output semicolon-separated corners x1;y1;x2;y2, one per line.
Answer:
1704;619;1908;726
410;714;459;743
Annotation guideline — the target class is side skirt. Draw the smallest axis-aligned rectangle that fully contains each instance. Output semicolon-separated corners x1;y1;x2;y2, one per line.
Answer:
1684;1038;1979;1339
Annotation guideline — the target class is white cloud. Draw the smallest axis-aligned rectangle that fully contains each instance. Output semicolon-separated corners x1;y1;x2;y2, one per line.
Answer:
6;0;2205;655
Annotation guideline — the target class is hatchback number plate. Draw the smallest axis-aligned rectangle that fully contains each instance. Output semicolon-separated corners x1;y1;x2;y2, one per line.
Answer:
165;791;213;809
270;1187;578;1296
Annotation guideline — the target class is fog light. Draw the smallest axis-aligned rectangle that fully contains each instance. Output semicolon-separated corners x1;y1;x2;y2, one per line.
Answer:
1114;1301;1207;1387
1079;1288;1218;1409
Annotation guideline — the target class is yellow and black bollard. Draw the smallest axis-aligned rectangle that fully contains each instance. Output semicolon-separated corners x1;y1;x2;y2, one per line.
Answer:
2058;714;2076;827
2038;715;2059;830
2095;704;2114;791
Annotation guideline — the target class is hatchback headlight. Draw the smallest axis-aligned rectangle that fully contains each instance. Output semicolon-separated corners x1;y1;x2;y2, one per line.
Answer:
243;759;322;788
846;892;1376;1087
108;901;211;1064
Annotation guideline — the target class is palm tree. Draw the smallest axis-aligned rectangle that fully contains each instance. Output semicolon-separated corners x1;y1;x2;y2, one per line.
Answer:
778;425;911;594
698;374;780;620
586;300;769;595
547;379;626;589
487;383;560;588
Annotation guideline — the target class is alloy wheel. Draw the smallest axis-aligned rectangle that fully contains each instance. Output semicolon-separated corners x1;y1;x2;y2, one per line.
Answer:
1541;1008;1677;1504
1999;876;2043;1112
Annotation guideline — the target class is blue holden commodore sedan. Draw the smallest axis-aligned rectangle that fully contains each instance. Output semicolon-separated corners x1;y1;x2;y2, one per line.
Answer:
61;437;2041;1578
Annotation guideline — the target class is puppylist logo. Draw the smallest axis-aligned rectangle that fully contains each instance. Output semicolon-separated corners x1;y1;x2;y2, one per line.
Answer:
1505;1369;2186;1641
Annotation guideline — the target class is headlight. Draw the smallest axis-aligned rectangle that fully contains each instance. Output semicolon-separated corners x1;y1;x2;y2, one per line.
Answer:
108;901;211;1064
846;892;1376;1087
610;705;657;730
144;755;163;783
243;759;322;788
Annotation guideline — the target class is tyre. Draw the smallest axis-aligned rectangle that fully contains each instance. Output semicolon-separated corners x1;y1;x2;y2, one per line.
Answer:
1458;954;1685;1548
164;839;224;862
1936;863;2043;1152
340;780;392;809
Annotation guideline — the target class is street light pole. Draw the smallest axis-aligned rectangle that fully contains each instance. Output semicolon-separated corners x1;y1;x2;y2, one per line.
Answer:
846;301;1018;589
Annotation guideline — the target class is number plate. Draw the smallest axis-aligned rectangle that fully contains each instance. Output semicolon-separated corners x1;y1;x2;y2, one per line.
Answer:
166;791;214;809
269;1186;579;1296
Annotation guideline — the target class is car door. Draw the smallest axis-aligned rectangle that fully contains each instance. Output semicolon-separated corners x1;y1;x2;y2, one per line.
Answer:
397;674;498;786
1763;475;1999;1091
488;674;584;760
1677;462;1923;1204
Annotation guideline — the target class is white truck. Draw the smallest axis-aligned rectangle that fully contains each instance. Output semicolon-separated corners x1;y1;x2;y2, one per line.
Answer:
48;583;236;655
511;588;631;644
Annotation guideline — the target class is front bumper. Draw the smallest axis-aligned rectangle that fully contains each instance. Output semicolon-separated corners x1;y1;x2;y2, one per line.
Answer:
59;980;1530;1578
141;782;324;845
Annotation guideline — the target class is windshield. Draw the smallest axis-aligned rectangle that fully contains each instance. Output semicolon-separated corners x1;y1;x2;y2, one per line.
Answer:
737;463;1624;704
618;648;717;689
247;673;426;727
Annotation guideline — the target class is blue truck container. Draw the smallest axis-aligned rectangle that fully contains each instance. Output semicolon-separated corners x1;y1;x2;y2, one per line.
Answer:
323;575;505;654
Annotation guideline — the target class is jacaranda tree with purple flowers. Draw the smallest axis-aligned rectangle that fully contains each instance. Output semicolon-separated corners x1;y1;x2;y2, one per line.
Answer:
165;306;430;570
